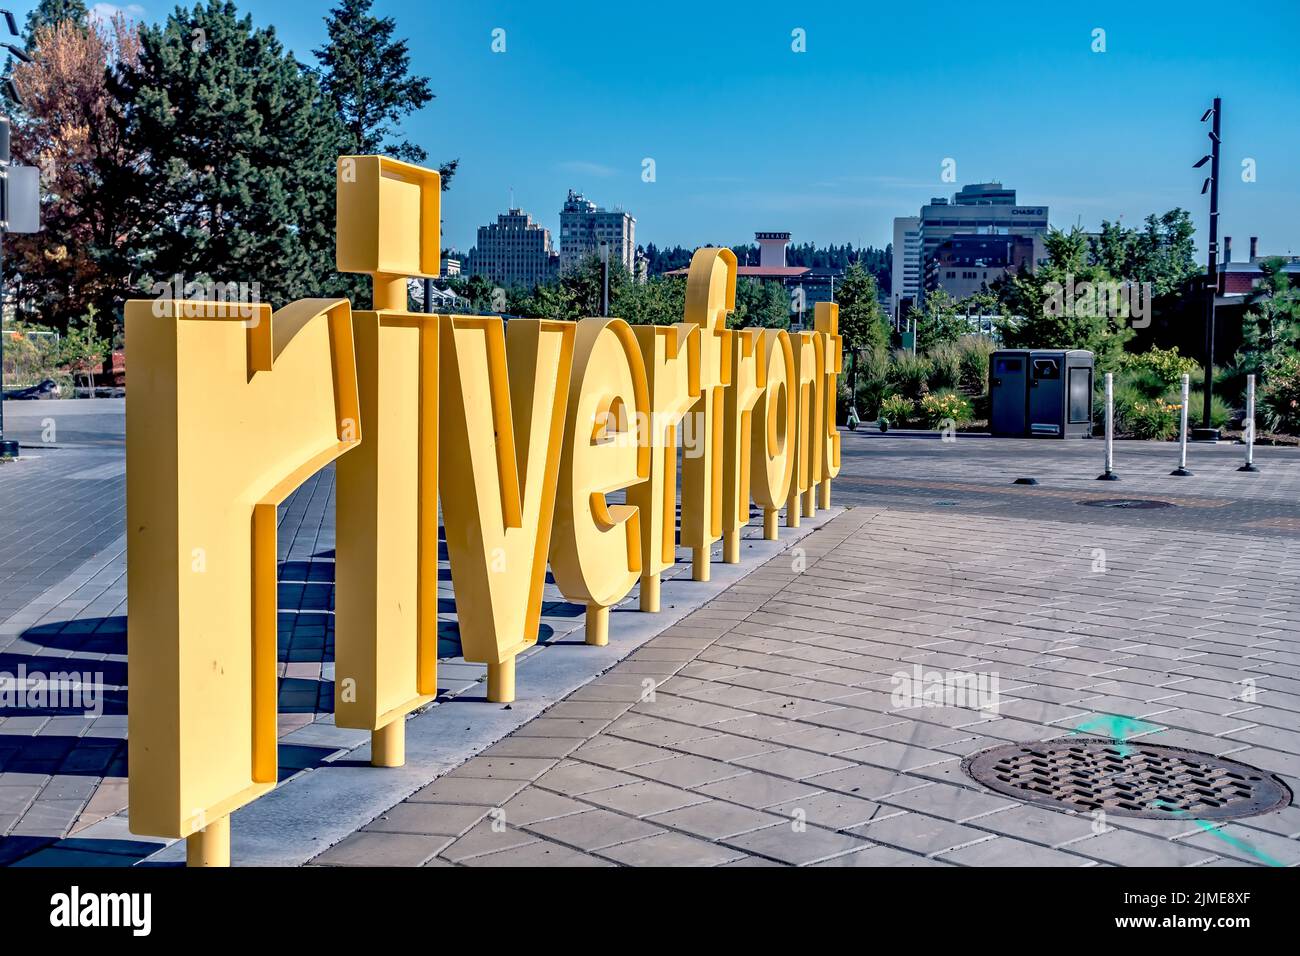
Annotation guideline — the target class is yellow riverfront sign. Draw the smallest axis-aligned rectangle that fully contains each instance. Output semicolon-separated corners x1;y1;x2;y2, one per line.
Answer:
125;155;843;865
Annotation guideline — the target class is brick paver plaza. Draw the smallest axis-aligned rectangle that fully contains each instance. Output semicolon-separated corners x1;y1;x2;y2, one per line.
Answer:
2;400;1298;867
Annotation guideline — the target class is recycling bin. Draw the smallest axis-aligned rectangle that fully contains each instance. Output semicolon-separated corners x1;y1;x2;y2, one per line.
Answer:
989;349;1094;438
989;350;1030;437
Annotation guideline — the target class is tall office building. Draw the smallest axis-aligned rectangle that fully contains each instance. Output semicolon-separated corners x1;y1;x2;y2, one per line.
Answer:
891;216;921;322
925;234;1038;300
894;183;1049;317
560;190;636;273
918;182;1048;266
468;208;559;289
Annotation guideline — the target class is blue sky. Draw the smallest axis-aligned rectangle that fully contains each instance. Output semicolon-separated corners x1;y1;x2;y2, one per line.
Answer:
73;1;1300;257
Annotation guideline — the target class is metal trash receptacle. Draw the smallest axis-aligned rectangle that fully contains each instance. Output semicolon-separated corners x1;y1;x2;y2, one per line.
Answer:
1028;349;1094;438
989;349;1094;438
989;349;1031;437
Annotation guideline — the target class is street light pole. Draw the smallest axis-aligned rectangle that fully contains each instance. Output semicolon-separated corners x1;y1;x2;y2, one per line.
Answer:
0;113;13;458
1194;97;1222;438
0;13;35;459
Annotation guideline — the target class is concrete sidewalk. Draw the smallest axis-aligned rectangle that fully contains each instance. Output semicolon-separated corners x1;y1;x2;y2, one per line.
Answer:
311;507;1300;867
4;415;1300;867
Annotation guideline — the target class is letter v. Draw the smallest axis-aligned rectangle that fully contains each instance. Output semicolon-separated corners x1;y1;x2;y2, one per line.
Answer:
439;317;575;702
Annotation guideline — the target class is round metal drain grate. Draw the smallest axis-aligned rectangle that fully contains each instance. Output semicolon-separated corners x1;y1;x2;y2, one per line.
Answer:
963;739;1292;820
1078;498;1174;509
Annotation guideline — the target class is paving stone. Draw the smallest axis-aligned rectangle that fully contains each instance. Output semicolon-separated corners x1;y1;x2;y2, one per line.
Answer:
731;747;854;780
570;739;678;770
606;716;717;747
511;717;611;739
407;776;530;806
767;791;902;831
967;805;1098;847
805;707;911;735
525;808;665;851
1176;826;1300;867
533;760;639;796
1061;828;1220;867
312;831;447;867
446;756;559;781
938;837;1097;867
850;811;994;856
461;839;615;867
673;733;782;761
646;800;785;840
767;724;889;754
544;701;632;720
694;771;823;809
598;831;747;866
496;787;590;826
721;855;785;867
838;742;961;772
364;802;487;836
802;764;928;800
581;780;708;817
723;822;870;865
482;736;583;759
628;754;747;788
879;782;1019;822
439;819;541;862
811;844;949;867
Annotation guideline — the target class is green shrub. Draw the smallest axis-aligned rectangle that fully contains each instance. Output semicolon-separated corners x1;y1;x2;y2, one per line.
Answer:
1096;383;1141;430
854;375;886;419
1115;366;1170;399
1177;388;1232;429
850;345;889;416
1213;361;1246;408
919;389;974;428
1125;396;1181;440
926;342;962;391
886;350;933;400
858;344;891;382
1117;346;1198;392
878;393;914;425
1259;356;1300;434
1097;384;1180;439
956;334;996;394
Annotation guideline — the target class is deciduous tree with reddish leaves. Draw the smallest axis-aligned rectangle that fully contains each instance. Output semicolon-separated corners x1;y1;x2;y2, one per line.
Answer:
7;11;141;339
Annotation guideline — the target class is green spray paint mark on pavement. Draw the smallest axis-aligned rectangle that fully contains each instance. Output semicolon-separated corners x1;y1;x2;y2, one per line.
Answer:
1154;800;1286;868
1073;714;1164;756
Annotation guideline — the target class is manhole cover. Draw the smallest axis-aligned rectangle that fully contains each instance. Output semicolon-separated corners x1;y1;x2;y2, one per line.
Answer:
1078;498;1174;509
962;739;1292;820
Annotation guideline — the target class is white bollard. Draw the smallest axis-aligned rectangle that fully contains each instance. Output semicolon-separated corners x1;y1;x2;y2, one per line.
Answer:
1171;373;1192;476
1239;373;1260;473
1097;371;1118;480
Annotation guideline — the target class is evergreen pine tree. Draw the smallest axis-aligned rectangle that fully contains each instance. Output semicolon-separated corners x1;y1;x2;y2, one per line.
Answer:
24;0;88;38
110;0;350;307
314;0;456;188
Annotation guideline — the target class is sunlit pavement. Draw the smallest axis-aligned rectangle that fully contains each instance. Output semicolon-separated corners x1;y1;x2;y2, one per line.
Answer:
2;404;1298;865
